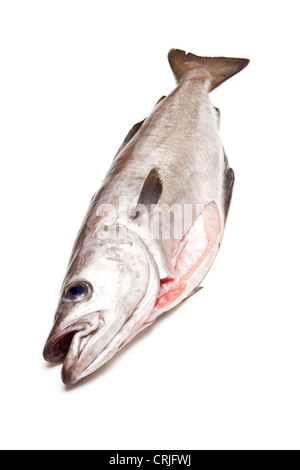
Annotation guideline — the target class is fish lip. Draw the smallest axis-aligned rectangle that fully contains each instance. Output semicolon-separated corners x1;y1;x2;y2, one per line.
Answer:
43;312;103;365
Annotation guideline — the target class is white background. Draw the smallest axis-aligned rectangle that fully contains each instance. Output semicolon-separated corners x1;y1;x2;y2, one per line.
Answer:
0;0;299;450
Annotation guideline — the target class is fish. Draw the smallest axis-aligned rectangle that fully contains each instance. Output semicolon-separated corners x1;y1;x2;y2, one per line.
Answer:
43;49;249;385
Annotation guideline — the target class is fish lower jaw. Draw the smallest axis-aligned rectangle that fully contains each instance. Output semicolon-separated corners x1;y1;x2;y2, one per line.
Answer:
61;359;82;385
61;332;93;385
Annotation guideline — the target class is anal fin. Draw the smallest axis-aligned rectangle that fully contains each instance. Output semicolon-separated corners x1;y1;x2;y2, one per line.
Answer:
223;151;235;221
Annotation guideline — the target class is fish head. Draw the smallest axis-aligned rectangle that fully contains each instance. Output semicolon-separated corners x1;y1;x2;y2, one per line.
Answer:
43;225;159;384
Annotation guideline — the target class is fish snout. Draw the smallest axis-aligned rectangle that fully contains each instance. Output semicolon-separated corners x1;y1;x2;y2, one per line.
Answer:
43;311;104;365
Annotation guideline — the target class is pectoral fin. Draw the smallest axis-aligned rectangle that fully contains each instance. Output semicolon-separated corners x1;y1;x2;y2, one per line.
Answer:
131;168;163;220
137;168;163;207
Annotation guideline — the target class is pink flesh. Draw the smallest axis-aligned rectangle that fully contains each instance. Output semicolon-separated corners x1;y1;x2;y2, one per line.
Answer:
156;204;221;309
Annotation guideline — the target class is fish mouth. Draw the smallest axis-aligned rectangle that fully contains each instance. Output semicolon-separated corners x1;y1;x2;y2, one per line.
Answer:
43;312;104;383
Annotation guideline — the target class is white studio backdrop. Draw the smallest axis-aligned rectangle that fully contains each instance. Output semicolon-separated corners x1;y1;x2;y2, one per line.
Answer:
0;0;299;450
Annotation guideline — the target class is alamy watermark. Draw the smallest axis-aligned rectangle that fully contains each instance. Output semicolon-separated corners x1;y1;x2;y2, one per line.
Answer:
93;196;205;241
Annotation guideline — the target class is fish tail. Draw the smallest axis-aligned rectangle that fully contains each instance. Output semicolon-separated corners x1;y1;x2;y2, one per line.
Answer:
168;49;249;91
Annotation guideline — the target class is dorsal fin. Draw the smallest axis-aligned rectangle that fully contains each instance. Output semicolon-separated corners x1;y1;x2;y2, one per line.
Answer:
214;106;221;127
114;97;166;160
137;168;163;207
114;119;145;159
155;96;166;106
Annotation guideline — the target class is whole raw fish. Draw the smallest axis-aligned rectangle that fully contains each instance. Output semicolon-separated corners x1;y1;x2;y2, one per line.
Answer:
43;49;249;384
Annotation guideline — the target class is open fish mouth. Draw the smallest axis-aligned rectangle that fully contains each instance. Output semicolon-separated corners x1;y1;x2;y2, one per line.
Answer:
43;312;103;365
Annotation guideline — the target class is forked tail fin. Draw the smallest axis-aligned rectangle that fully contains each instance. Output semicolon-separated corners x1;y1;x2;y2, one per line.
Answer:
168;49;249;91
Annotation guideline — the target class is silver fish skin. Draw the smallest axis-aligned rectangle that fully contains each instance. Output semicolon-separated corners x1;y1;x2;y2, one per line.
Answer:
43;49;249;384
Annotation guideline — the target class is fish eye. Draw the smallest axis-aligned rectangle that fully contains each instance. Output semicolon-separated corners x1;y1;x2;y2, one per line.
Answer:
64;281;92;302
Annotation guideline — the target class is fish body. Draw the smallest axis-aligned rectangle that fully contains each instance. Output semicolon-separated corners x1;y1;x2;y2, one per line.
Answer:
43;49;249;384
